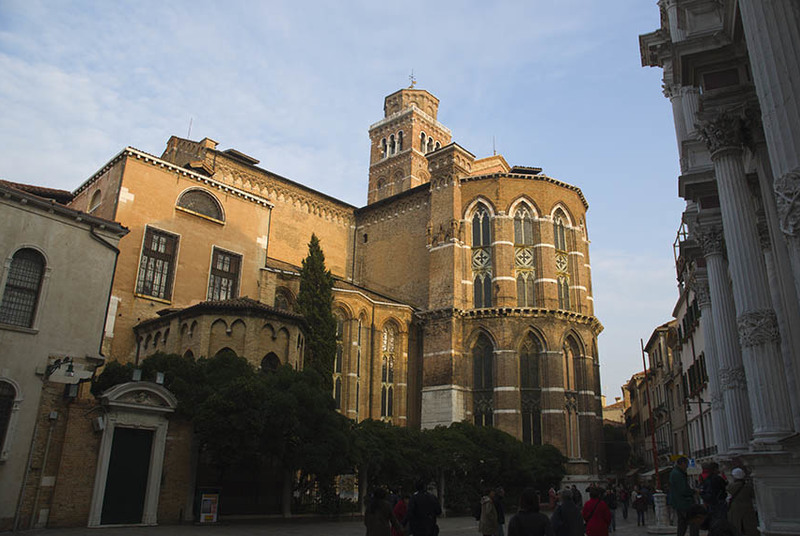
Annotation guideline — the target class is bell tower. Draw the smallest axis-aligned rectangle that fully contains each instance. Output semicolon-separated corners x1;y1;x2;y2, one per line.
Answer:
367;87;453;204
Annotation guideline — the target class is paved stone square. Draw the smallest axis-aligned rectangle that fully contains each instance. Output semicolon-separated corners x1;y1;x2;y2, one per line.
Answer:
23;508;670;536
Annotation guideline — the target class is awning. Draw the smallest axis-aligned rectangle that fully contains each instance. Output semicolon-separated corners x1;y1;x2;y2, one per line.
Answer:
625;468;640;477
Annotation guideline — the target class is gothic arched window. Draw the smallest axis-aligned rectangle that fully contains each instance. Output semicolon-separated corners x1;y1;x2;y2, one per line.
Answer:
472;204;492;308
420;132;427;152
563;336;582;458
558;276;571;311
397;131;403;152
261;352;281;373
472;333;494;427
514;205;536;307
381;138;387;159
176;189;224;222
553;209;567;251
389;134;396;156
381;324;397;419
520;335;543;445
333;313;345;410
0;248;46;328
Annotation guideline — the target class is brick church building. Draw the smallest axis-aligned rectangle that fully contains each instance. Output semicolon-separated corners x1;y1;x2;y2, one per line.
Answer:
4;86;604;527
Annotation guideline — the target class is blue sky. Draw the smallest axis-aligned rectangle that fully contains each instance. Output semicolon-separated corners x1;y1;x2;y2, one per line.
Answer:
0;0;685;399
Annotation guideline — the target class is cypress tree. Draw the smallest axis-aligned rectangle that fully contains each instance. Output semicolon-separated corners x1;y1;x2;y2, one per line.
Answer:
296;234;336;387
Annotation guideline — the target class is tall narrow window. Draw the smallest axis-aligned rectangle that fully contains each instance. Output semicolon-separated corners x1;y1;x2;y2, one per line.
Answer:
397;131;403;152
333;314;344;410
520;335;542;445
89;190;102;213
472;205;493;308
472;334;494;427
136;228;178;301
420;132;427;152
514;205;536;307
0;381;16;456
427;137;434;153
381;324;397;419
207;248;241;301
334;377;342;410
381;138;387;159
557;276;571;310
553;210;567;251
389;134;396;155
0;248;45;328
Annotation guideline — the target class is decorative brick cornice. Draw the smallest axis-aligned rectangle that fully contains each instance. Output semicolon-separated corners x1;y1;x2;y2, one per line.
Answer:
415;306;603;334
460;172;589;209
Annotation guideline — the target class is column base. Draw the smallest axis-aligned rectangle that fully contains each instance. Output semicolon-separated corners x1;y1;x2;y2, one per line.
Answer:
740;434;800;536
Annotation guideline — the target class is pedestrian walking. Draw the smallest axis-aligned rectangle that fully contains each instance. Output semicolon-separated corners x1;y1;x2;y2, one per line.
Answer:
727;468;758;536
632;485;647;527
551;489;584;536
392;494;410;536
407;480;441;536
365;488;404;536
479;488;499;536
603;487;617;532
670;456;699;536
495;486;507;536
618;487;629;520
582;487;612;536
700;463;728;522
507;487;555;536
570;485;583;508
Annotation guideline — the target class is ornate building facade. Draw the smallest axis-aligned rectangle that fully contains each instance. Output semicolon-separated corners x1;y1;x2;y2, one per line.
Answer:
58;86;604;523
640;2;800;534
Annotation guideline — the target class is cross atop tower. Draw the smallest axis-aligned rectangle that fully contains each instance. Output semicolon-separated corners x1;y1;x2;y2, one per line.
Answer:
409;70;416;88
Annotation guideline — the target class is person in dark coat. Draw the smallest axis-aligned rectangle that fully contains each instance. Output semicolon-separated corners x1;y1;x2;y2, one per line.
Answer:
687;504;740;536
495;486;506;536
700;463;728;522
570;485;583;508
582;487;612;536
727;468;758;536
670;456;699;536
406;480;441;536
603;487;617;532
551;488;584;536
365;488;404;536
508;487;555;536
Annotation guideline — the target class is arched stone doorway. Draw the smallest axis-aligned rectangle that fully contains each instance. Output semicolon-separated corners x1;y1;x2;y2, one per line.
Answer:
88;382;177;526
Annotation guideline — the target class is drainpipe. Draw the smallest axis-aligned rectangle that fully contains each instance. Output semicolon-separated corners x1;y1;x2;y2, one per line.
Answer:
29;412;58;528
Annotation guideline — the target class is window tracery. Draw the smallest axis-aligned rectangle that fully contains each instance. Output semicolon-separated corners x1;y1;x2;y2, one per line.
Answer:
472;204;492;308
514;205;536;307
520;335;543;445
380;324;397;419
472;334;494;427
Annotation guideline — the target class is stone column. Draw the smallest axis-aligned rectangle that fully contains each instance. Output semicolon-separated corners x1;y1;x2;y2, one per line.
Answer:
698;112;794;443
663;84;687;149
738;0;800;305
680;86;700;135
693;222;752;451
659;0;685;42
750;127;800;433
692;272;730;455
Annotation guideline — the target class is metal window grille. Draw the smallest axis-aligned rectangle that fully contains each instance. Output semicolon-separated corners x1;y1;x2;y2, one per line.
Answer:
0;249;45;327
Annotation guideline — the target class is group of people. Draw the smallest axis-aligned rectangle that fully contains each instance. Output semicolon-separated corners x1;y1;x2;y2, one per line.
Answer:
364;480;442;536
669;456;759;536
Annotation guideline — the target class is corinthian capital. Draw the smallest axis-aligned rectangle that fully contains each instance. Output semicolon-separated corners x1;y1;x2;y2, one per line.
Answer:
693;277;712;308
737;309;780;348
774;168;800;239
696;110;745;155
694;225;726;257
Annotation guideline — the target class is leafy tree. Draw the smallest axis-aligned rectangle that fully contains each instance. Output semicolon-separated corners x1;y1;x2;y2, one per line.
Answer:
296;234;336;386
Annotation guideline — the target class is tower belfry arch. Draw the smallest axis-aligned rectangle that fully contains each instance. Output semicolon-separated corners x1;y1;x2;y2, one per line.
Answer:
367;88;452;204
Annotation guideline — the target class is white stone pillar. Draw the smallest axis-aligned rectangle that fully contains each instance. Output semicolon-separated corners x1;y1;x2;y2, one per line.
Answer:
693;222;752;451
738;0;800;305
664;84;687;148
692;272;730;455
751;135;800;433
680;86;700;135
659;0;685;42
698;112;794;443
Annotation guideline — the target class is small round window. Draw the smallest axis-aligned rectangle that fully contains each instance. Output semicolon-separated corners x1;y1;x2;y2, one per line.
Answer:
176;189;224;221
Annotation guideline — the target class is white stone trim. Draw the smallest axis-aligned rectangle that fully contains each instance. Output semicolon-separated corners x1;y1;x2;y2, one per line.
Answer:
492;276;516;282
492;241;514;247
579;411;598;417
333;288;414;311
542;409;564;414
536;278;558;284
535;243;556;249
542;387;566;392
429;242;458;252
423;350;457;357
494;386;519;392
494;409;519;414
462;280;474;285
569;285;587;291
568;251;585;258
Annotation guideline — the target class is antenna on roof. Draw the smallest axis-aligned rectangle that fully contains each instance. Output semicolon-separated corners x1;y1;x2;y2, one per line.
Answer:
409;70;417;88
493;136;497;156
187;117;193;139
